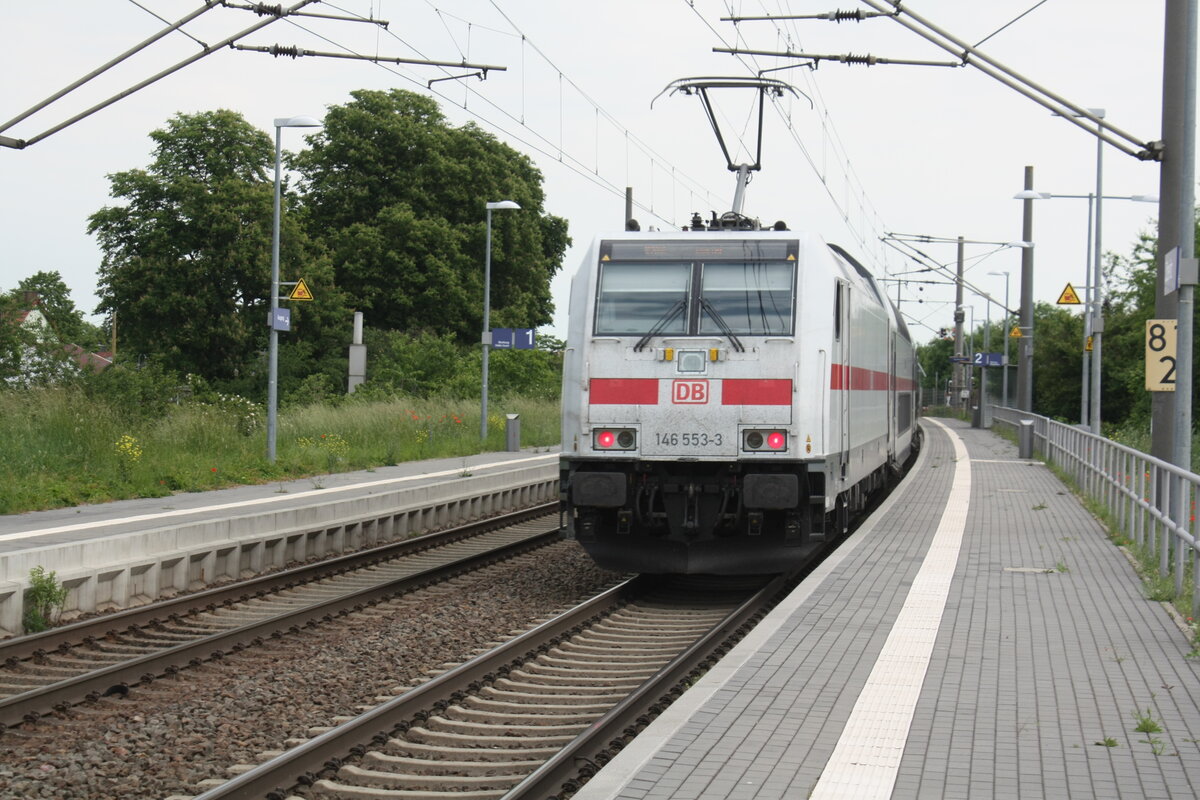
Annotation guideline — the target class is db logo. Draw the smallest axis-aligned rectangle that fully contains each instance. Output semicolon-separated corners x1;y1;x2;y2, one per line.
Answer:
672;380;709;404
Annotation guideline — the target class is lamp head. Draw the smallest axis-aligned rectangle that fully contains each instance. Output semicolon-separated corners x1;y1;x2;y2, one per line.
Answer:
486;200;521;211
274;115;323;128
1013;190;1051;200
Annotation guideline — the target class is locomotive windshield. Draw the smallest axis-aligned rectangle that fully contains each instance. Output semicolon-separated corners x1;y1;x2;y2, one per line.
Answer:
594;241;796;337
594;262;691;335
698;262;792;335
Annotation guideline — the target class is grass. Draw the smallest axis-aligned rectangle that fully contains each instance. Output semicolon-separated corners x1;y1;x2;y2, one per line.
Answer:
1132;708;1163;734
0;388;560;515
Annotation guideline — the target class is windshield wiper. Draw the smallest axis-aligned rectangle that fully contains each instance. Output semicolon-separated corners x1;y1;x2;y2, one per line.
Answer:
633;299;686;352
700;299;746;352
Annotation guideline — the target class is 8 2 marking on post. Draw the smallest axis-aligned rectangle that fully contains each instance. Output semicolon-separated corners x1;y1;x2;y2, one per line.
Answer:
1145;319;1177;392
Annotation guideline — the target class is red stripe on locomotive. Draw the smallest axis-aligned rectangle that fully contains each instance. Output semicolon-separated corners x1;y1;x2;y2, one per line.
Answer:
721;379;792;405
589;378;659;404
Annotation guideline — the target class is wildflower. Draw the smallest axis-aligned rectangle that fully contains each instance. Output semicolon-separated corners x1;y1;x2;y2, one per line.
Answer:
114;434;143;463
211;467;217;473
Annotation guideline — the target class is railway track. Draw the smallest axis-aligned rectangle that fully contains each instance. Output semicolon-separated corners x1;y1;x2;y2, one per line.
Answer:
190;572;795;800
0;504;560;729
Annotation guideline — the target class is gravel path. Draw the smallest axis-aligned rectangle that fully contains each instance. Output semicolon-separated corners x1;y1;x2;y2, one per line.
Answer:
0;542;620;800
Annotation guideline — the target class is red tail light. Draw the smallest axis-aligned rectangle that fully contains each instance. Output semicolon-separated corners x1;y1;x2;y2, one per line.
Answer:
593;428;637;451
742;429;788;453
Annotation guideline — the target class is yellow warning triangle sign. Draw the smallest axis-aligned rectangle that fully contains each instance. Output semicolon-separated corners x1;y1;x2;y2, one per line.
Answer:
1056;283;1082;305
1010;326;1022;338
289;278;314;301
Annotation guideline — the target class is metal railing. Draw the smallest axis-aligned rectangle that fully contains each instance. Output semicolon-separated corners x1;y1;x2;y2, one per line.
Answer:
991;406;1199;619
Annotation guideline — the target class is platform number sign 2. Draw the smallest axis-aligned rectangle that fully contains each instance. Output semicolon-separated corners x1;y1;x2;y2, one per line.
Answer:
1145;320;1178;392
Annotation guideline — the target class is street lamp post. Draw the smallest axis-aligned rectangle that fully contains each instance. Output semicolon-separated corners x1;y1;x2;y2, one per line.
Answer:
267;115;322;463
481;200;521;440
1017;166;1036;415
988;271;1010;407
1091;111;1106;435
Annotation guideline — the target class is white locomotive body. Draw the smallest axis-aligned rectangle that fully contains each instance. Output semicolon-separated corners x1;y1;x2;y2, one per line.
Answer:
560;225;918;574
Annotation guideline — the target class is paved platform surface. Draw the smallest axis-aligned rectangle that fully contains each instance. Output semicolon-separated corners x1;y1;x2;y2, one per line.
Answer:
0;448;556;555
576;417;1200;799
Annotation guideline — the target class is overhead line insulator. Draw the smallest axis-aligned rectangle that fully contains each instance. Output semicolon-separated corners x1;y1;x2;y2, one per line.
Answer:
825;9;868;23
842;53;880;66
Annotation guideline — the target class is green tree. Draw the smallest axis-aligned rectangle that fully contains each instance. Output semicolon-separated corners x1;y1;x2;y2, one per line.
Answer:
0;293;37;382
1100;212;1200;429
14;271;91;344
88;110;345;387
1032;302;1084;422
293;89;570;341
916;334;954;405
0;287;83;387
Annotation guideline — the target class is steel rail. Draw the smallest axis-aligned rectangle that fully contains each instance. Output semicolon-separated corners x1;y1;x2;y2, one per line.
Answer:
0;502;556;663
504;572;794;799
190;573;793;800
0;515;559;728
189;576;642;800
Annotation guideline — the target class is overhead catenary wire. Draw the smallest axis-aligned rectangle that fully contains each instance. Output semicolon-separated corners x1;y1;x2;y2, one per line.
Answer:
480;0;726;214
709;0;1157;319
231;42;505;73
0;0;227;137
972;0;1052;48
0;0;326;149
126;0;211;48
686;0;899;280
314;0;728;224
855;0;1160;160
276;10;723;230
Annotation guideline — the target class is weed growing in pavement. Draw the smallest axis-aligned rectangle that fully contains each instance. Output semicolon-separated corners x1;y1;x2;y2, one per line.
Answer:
1145;574;1177;603
1095;737;1119;747
1132;708;1163;734
1186;617;1200;659
1056;561;1070;573
1141;737;1168;756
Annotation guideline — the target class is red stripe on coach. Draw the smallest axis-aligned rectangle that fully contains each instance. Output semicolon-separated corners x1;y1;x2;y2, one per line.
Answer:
830;364;896;391
589;378;659;404
722;379;792;405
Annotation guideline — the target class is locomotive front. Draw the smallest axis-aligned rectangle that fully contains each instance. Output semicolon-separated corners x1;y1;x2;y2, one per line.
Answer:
560;230;835;574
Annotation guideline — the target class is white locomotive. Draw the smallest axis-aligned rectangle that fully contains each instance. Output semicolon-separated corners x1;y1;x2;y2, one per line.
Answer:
560;213;919;574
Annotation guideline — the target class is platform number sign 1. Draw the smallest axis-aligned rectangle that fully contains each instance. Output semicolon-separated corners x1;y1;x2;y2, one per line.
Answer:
1145;320;1178;392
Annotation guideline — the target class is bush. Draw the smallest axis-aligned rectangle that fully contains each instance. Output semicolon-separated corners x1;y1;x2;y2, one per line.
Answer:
23;566;68;633
361;328;562;400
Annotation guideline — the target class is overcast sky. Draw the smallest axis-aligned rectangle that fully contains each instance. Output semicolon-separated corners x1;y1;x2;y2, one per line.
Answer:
0;1;1178;347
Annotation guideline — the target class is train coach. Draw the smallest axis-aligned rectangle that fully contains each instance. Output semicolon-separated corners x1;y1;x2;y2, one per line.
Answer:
559;214;919;574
